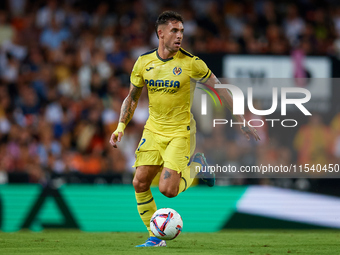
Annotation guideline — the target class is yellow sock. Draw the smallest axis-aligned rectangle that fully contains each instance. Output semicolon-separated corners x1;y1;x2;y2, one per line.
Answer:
135;189;157;237
178;162;201;195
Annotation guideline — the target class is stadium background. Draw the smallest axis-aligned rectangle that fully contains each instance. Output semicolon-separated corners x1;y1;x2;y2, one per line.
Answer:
1;0;340;232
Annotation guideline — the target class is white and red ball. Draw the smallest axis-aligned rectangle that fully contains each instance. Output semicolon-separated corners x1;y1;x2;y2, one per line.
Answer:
150;208;183;240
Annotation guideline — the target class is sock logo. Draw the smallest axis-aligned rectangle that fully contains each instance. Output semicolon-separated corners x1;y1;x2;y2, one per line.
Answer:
140;210;149;215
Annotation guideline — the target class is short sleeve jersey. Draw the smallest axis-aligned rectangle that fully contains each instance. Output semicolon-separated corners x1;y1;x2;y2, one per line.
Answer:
131;48;211;136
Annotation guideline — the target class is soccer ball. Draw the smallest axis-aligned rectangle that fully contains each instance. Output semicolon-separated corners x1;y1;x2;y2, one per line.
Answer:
150;208;183;240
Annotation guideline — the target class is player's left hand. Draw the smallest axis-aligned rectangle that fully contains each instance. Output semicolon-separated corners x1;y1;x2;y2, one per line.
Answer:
240;125;260;141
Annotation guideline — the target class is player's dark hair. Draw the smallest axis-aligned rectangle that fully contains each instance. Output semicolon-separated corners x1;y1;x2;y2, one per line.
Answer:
155;11;183;38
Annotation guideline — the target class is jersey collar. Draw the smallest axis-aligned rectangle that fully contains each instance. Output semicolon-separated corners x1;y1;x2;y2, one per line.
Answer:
156;48;179;62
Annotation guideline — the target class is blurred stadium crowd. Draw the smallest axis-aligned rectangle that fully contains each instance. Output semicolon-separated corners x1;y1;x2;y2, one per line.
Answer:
0;0;340;183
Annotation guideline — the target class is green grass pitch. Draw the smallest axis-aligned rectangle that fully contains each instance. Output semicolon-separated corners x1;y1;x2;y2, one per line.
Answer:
1;230;339;255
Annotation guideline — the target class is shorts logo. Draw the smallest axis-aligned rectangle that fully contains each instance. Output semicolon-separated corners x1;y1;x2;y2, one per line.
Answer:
137;138;146;151
173;67;182;76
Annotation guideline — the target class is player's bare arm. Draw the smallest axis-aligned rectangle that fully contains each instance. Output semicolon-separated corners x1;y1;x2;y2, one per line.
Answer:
120;84;143;124
204;73;260;141
109;84;143;148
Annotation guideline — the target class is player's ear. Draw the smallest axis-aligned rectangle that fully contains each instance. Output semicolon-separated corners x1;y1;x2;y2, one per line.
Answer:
158;28;163;39
157;24;165;39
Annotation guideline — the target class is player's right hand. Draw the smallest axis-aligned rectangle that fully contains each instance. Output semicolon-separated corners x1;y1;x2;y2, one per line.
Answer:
110;122;126;148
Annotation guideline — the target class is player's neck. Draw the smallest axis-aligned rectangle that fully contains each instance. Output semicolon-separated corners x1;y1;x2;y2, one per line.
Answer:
157;44;177;59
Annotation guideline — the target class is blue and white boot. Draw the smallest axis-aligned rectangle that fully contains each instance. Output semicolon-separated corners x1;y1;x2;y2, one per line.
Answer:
193;153;215;187
135;236;167;247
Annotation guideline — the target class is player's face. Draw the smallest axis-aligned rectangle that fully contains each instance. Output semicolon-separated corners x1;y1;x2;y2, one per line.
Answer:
162;21;184;53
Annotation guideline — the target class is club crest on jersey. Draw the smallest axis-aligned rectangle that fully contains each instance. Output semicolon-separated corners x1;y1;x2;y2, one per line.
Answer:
173;67;182;76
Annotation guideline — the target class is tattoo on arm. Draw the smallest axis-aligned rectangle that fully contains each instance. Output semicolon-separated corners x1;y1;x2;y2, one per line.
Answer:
163;170;171;180
119;85;143;125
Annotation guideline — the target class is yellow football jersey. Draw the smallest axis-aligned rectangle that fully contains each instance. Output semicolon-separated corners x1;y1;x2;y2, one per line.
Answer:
131;48;211;137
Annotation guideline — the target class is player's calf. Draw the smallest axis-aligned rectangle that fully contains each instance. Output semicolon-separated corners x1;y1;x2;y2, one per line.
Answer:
133;165;161;192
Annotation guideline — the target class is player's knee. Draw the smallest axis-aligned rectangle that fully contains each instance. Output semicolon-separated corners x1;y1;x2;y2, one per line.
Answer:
159;186;178;198
133;178;150;193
